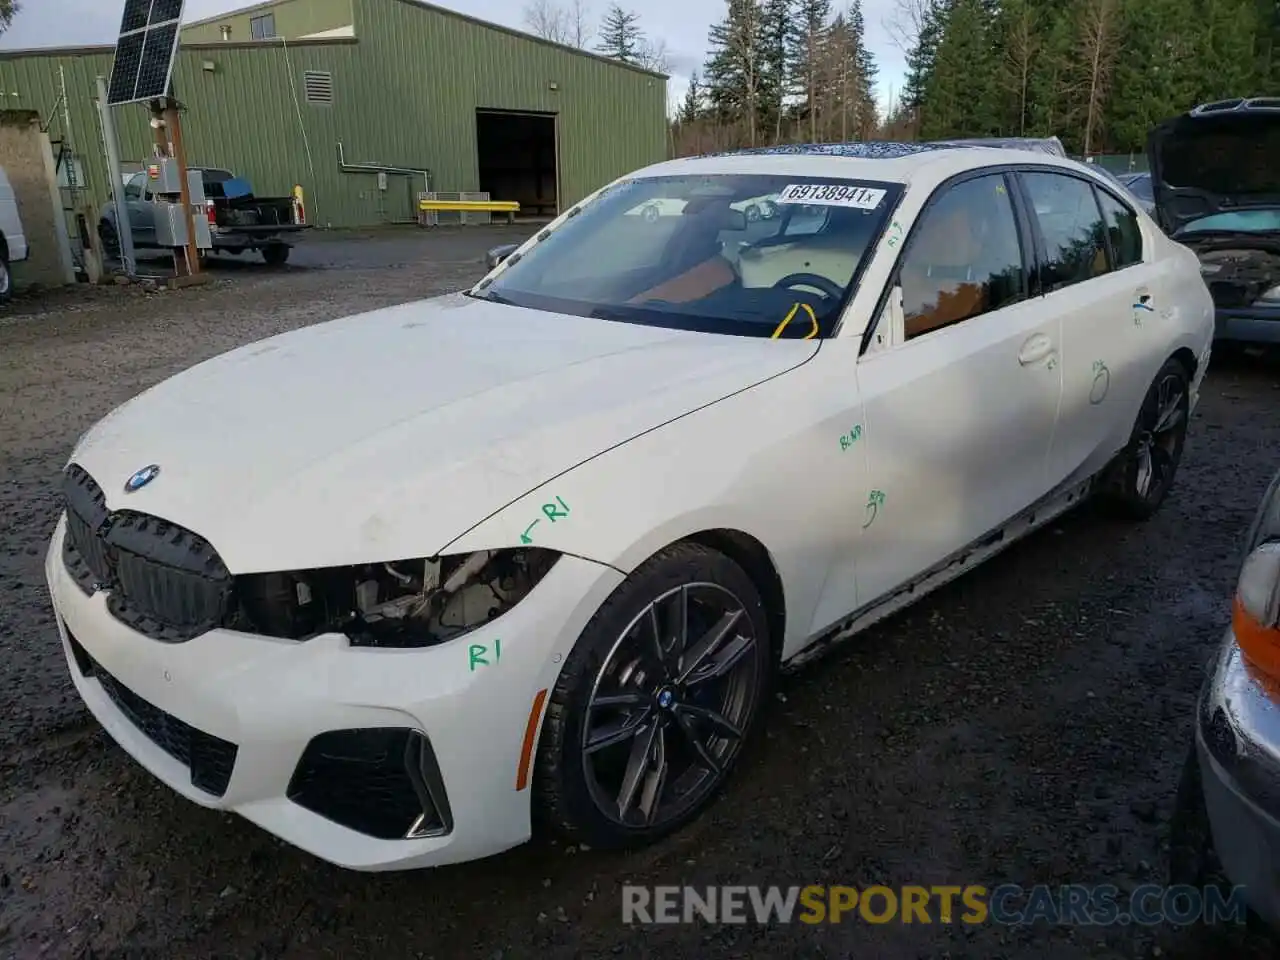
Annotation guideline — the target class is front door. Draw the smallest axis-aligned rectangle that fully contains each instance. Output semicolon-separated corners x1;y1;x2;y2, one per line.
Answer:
816;172;1063;622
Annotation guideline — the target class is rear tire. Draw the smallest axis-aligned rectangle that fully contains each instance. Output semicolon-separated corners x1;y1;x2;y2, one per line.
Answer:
262;244;290;266
534;542;772;850
0;252;11;304
1097;356;1190;521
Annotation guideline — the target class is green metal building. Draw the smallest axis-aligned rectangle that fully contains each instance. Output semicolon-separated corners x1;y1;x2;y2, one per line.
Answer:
4;0;668;228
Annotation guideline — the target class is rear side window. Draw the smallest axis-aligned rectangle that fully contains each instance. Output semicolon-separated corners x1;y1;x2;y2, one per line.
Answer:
899;174;1026;341
1022;172;1110;292
1095;189;1143;268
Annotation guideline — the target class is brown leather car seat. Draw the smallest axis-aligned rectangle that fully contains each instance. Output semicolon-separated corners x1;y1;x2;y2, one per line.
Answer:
901;203;987;339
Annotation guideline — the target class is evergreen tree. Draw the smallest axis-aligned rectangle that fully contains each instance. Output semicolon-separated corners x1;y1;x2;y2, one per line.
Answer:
595;4;643;61
679;71;705;125
704;0;766;145
789;0;833;140
759;0;796;143
847;0;879;136
902;0;948;114
920;0;997;139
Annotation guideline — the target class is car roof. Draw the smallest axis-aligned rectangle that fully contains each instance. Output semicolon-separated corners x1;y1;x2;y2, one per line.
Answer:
630;139;1089;189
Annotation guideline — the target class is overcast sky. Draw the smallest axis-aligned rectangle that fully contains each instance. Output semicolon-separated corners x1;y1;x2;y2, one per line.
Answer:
0;0;908;114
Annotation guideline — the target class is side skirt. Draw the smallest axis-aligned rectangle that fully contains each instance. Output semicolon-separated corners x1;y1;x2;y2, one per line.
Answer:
783;475;1097;674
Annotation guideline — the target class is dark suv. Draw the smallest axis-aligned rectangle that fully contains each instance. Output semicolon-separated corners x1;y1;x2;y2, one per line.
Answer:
1148;97;1280;343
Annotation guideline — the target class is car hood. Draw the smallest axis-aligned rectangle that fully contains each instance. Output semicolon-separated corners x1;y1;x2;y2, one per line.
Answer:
72;293;817;574
1148;100;1280;234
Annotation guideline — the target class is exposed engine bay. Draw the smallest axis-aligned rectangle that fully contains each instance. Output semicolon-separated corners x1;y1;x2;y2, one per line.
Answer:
234;548;560;647
1184;238;1280;309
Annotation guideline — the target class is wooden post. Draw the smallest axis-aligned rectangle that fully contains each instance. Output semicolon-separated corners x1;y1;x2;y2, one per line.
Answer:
164;101;201;276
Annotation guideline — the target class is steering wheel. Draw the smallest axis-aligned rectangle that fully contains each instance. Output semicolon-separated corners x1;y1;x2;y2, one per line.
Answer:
773;273;844;301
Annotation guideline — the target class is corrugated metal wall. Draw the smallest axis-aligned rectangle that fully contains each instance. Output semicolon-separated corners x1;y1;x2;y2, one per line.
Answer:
0;0;667;229
182;0;355;42
355;0;667;208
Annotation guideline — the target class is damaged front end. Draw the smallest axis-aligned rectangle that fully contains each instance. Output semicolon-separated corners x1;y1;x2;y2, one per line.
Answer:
229;549;560;648
1188;237;1280;310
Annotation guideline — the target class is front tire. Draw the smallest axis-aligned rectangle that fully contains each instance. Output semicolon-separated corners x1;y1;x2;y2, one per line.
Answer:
98;220;120;261
1098;356;1190;520
534;542;772;850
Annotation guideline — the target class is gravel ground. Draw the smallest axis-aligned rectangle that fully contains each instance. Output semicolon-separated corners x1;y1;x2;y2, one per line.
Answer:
2;227;1279;959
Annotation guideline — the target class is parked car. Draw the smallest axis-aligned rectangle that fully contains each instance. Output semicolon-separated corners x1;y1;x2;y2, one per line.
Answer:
629;194;779;223
48;140;1213;872
1093;166;1157;219
100;166;308;266
0;166;28;303
1119;171;1156;214
1149;97;1280;343
1172;466;1280;929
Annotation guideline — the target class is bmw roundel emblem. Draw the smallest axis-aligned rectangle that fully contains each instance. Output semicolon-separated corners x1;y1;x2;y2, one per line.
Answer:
124;464;160;493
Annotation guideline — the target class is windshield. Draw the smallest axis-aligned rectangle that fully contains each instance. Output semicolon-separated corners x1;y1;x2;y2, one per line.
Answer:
473;174;902;338
1177;208;1280;236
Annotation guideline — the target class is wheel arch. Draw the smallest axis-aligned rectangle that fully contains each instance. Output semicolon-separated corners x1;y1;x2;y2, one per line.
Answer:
1170;345;1198;379
0;229;10;264
685;528;787;662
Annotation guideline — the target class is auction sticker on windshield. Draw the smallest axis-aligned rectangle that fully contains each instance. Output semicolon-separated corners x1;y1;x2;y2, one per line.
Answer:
776;184;886;208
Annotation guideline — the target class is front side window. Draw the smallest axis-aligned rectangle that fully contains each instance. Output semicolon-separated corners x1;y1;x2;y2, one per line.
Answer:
476;174;901;338
1023;171;1110;291
899;174;1026;340
1096;189;1143;268
123;174;143;200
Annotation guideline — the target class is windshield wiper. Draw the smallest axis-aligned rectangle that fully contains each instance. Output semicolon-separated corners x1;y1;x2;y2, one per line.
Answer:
468;288;518;306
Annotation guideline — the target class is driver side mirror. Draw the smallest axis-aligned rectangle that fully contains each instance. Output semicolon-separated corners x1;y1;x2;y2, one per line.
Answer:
868;284;905;353
486;243;520;269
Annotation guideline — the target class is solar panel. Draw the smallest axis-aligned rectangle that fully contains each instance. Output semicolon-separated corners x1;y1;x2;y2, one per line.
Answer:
135;22;180;100
107;0;187;106
148;0;184;25
119;0;150;34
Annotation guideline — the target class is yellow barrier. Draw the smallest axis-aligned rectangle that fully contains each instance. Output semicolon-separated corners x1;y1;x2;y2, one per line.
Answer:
418;199;521;212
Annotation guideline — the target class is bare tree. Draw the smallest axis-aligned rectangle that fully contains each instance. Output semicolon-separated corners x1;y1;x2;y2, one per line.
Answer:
566;0;593;47
882;0;933;56
638;36;671;73
1003;0;1038;135
524;0;593;47
523;0;570;42
1077;0;1120;154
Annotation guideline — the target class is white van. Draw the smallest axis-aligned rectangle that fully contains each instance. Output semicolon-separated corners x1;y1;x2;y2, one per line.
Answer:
0;167;29;302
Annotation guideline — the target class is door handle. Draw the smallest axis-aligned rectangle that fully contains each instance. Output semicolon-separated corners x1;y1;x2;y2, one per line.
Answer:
1018;333;1054;366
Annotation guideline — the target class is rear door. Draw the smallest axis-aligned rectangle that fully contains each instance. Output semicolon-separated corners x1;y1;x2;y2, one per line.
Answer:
1019;169;1162;488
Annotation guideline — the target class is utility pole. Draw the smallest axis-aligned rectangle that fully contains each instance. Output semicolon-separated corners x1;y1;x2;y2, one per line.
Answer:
148;98;201;277
96;75;136;277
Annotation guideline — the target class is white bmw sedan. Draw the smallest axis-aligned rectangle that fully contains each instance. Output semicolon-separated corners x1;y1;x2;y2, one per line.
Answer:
47;141;1214;872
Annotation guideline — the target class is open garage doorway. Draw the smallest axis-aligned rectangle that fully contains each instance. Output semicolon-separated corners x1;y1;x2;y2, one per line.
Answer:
475;109;558;217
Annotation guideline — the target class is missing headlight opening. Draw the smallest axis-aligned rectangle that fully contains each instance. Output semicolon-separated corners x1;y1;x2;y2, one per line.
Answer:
233;549;560;647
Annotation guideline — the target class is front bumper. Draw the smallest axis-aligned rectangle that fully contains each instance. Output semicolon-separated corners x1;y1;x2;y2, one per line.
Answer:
45;515;624;871
1214;306;1280;344
1196;632;1280;926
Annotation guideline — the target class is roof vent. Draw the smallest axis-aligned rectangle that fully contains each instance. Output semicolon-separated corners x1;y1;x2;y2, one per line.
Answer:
303;70;334;105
